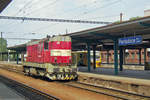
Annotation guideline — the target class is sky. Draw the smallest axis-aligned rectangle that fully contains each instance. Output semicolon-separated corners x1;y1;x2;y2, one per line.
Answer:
0;0;150;46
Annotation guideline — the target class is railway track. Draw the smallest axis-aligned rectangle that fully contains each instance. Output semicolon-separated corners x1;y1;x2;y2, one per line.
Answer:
62;81;150;100
0;75;60;100
1;65;150;100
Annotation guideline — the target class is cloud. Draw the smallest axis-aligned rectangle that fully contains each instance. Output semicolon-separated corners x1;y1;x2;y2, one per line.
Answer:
145;5;150;10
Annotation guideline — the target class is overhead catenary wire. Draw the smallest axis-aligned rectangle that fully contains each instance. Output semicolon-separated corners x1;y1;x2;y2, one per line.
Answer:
73;0;122;19
1;2;122;34
13;0;38;16
29;0;121;33
1;0;47;29
0;15;112;24
0;0;61;32
0;0;38;30
1;0;119;32
27;0;99;17
25;0;60;16
5;37;40;40
30;15;119;33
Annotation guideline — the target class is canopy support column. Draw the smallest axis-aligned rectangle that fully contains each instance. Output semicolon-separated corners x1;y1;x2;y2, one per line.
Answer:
93;45;96;69
114;39;118;75
107;50;109;64
16;52;19;64
139;48;141;65
144;48;147;64
123;49;126;64
87;43;91;72
119;47;123;71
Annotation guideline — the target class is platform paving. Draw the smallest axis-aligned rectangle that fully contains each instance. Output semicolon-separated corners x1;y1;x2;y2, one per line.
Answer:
78;66;150;80
0;81;25;100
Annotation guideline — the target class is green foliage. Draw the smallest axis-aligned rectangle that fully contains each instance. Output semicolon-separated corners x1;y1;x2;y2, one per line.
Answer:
0;38;7;52
129;16;141;21
113;20;121;24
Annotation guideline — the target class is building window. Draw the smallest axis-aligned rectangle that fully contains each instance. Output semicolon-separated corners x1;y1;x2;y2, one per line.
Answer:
147;52;150;57
125;52;129;59
131;52;135;59
136;52;139;59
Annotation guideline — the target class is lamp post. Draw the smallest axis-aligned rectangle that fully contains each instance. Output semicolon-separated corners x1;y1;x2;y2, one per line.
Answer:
8;50;10;62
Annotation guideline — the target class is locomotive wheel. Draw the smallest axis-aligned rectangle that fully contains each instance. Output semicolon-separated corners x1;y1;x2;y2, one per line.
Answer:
74;76;78;81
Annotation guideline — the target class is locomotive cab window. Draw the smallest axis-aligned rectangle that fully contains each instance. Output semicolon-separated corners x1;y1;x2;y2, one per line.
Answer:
44;41;49;50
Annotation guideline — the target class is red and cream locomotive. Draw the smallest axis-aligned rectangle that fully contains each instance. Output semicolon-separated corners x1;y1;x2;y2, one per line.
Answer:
23;36;78;80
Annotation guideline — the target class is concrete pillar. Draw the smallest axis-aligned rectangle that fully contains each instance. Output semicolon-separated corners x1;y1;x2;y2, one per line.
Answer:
93;45;96;69
123;49;126;64
139;48;141;65
144;48;147;64
8;50;10;62
119;47;123;71
114;39;118;75
87;43;91;72
16;53;19;64
21;52;24;63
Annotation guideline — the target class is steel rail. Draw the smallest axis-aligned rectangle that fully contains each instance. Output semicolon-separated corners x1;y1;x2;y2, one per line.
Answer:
1;65;150;100
0;75;60;100
62;81;150;100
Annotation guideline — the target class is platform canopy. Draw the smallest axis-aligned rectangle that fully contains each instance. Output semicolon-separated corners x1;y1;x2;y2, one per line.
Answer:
8;16;150;51
8;43;26;52
0;0;12;13
66;16;150;50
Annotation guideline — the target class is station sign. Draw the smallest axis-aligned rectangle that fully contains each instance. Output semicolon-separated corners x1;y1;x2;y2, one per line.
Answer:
118;36;142;46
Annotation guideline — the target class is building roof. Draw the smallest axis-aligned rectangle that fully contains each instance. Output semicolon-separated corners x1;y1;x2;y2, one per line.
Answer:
0;0;12;13
8;16;150;51
7;43;26;52
66;16;150;50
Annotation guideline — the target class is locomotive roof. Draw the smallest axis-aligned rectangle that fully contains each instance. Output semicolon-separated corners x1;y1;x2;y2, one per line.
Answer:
27;36;71;46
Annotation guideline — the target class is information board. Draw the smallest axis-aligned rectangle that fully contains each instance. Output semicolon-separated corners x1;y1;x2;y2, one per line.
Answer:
118;36;142;46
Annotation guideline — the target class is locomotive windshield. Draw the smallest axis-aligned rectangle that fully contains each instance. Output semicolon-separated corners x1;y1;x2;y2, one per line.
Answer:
44;41;48;50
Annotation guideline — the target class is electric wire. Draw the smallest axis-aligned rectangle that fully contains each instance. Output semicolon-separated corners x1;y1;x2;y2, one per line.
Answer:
1;0;122;42
29;0;121;33
0;0;39;31
25;0;60;16
13;0;36;16
0;0;61;32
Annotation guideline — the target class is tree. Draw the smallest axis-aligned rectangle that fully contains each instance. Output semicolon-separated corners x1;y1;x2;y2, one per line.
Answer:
0;38;7;52
129;16;141;21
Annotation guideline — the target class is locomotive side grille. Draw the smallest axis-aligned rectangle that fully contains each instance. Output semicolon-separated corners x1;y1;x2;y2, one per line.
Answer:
53;68;59;72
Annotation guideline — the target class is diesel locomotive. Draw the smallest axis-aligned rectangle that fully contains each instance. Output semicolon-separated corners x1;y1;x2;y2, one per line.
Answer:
23;36;78;80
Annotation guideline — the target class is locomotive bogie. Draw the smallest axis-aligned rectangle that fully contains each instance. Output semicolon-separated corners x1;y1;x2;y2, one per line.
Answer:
23;62;78;80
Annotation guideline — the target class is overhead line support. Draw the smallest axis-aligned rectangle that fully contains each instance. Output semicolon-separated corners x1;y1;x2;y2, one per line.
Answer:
0;15;112;24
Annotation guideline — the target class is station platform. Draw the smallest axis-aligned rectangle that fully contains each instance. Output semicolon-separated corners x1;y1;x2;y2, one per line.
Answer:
78;66;150;97
78;66;150;80
0;81;25;100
